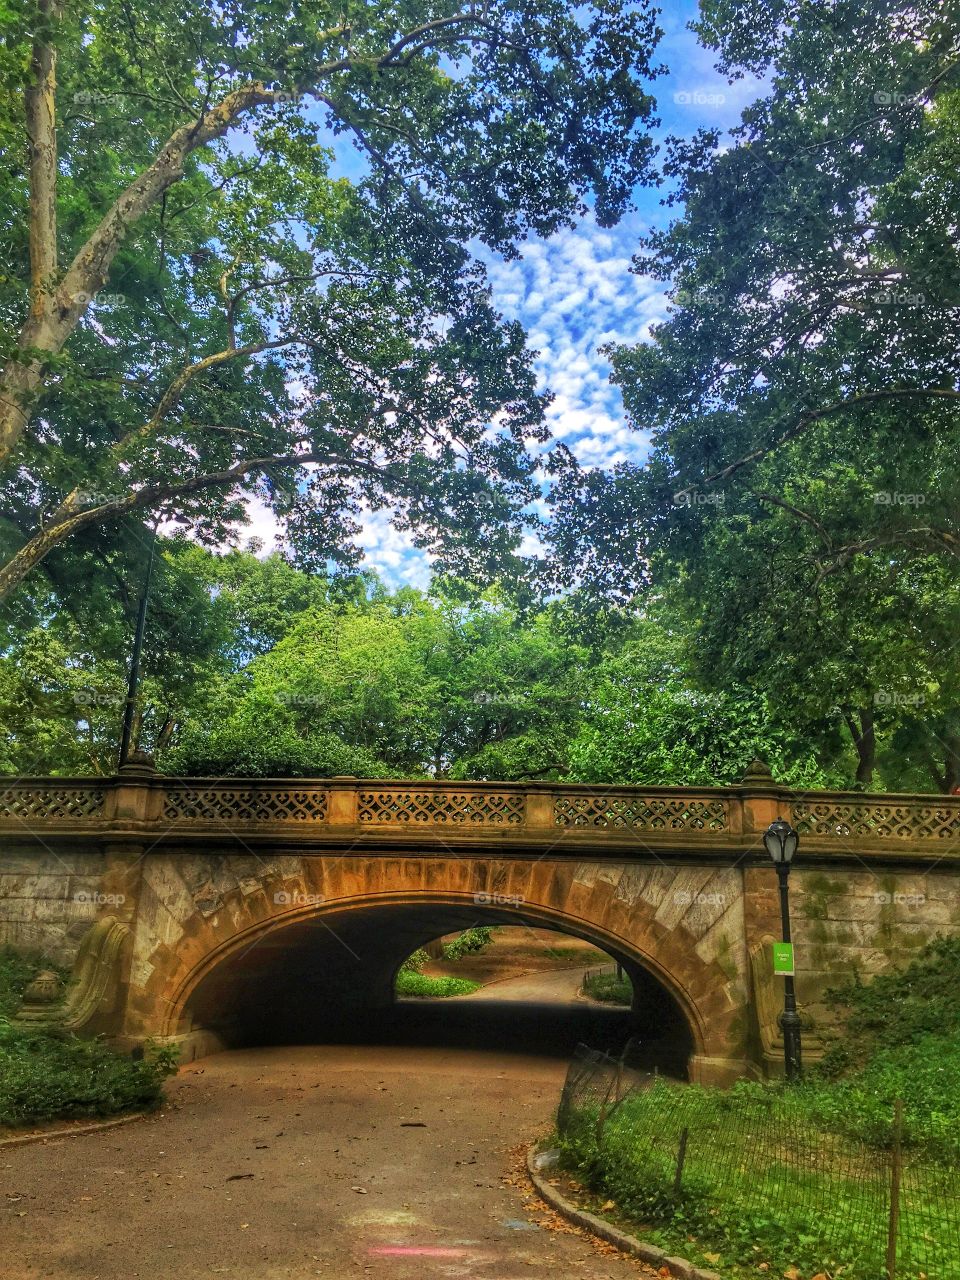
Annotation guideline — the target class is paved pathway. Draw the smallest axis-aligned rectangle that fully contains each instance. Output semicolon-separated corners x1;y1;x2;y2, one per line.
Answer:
461;964;612;1003
2;1045;651;1280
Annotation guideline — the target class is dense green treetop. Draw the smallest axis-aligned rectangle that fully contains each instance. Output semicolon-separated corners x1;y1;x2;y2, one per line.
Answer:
0;0;663;602
549;0;960;789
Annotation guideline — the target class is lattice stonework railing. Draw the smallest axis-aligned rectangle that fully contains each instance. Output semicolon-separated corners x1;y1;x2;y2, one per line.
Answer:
792;799;960;841
0;786;106;821
358;790;525;825
554;794;729;831
162;787;329;823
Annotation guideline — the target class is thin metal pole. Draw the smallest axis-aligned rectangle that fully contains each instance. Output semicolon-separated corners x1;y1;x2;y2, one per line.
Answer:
886;1098;903;1279
118;526;158;769
777;862;803;1082
673;1126;689;1197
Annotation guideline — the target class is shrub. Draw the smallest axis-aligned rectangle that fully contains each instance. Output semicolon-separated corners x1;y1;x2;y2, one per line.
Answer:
442;927;495;960
582;972;632;1005
0;947;177;1128
395;972;481;998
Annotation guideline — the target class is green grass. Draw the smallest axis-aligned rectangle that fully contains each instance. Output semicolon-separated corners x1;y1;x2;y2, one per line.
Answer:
557;938;960;1278
582;972;632;1005
395;971;481;998
556;1081;959;1280
0;946;177;1129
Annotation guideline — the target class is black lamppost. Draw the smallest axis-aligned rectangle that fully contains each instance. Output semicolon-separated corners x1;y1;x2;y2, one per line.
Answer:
764;817;802;1082
118;525;158;770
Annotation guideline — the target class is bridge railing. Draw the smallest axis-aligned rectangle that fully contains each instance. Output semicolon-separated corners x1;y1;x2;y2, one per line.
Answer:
1;772;959;860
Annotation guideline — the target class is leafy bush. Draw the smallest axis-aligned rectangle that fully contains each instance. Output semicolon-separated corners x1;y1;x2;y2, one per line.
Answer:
820;934;960;1064
0;1024;178;1127
397;948;431;974
162;721;392;778
804;935;960;1158
395;972;481;998
442;926;495;960
0;947;177;1128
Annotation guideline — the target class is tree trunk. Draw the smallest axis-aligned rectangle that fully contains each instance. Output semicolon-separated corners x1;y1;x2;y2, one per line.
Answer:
156;716;177;753
843;706;876;788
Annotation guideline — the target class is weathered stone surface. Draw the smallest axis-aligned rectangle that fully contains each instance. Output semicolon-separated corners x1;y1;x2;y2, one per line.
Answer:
3;774;960;1075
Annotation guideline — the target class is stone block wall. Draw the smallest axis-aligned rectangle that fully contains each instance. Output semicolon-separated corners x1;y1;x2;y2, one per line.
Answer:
0;849;106;967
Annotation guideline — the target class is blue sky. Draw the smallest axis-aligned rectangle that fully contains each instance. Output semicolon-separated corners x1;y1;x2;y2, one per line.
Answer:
244;2;765;586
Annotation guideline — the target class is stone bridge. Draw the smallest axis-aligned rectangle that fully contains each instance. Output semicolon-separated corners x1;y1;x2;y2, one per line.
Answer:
2;760;959;1084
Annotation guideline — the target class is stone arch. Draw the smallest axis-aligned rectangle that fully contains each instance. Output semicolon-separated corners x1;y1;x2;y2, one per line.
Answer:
170;892;704;1047
123;853;751;1083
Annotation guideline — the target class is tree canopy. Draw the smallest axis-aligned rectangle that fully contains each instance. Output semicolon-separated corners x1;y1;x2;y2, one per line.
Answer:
581;0;960;789
0;0;663;601
3;0;959;794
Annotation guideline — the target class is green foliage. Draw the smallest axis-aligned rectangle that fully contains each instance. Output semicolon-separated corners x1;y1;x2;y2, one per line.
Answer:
801;936;960;1158
582;972;632;1005
556;1079;956;1278
0;535;237;773
556;0;960;792
801;1036;960;1159
398;948;431;974
0;0;664;600
161;571;591;779
441;926;494;961
566;617;841;788
559;939;960;1273
0;948;177;1128
0;1026;178;1128
394;972;480;998
0;948;67;1019
821;935;960;1063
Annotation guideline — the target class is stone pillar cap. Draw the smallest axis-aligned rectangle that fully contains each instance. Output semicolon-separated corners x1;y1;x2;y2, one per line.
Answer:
118;750;157;777
741;758;775;784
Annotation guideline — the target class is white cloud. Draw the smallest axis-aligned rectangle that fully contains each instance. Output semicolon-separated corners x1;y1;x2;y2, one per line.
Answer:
220;2;766;590
483;209;667;474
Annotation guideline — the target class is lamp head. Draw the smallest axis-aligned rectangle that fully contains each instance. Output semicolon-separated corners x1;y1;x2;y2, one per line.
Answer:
764;818;799;865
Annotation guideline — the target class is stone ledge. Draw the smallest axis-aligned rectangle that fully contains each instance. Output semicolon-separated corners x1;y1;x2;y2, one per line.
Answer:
0;1110;148;1149
526;1146;722;1280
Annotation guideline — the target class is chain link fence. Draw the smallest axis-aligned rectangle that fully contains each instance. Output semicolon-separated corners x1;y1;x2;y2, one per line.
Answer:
556;1044;960;1280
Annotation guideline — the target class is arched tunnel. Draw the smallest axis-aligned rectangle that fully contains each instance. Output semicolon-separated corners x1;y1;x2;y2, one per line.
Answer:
177;900;695;1077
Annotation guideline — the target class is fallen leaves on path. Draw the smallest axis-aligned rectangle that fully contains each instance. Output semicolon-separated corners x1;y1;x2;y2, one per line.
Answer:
503;1141;659;1274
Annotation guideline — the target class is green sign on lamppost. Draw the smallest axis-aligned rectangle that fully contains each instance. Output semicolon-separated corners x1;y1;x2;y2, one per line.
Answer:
764;817;802;1082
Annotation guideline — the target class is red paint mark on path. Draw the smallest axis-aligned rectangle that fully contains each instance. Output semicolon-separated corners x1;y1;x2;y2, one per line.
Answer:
369;1245;470;1258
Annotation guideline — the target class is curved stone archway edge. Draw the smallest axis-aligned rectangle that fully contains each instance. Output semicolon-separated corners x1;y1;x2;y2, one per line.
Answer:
122;854;749;1083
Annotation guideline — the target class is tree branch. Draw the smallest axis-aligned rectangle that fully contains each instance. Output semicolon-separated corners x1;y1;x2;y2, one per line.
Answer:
0;32;352;465
681;388;960;496
0;450;333;602
0;9;508;467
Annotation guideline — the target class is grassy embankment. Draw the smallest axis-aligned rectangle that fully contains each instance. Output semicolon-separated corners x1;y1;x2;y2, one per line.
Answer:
556;937;960;1279
582;970;632;1005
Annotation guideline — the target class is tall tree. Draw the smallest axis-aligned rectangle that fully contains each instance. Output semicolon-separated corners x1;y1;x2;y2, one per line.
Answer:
549;0;960;785
0;0;663;602
566;615;840;788
0;534;233;773
164;581;589;779
602;0;960;563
